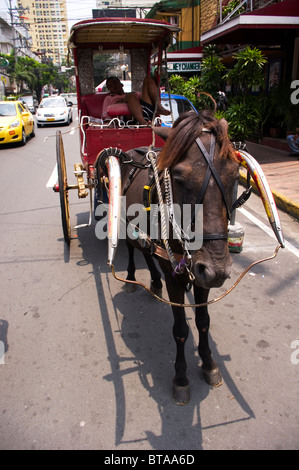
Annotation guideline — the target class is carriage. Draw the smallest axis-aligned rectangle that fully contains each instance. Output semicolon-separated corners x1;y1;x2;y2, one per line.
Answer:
54;17;179;246
54;17;284;404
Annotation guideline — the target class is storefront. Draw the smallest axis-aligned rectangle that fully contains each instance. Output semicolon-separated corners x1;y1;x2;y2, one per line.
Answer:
200;0;299;83
167;46;202;76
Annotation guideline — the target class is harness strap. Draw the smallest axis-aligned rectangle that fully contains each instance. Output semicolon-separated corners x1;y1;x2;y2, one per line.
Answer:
195;136;231;220
231;186;252;212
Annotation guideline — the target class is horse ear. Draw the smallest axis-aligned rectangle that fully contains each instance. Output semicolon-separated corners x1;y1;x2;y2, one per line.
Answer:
219;118;229;133
152;126;172;141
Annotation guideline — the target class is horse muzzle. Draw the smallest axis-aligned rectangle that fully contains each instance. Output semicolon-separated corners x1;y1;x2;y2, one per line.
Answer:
193;256;232;289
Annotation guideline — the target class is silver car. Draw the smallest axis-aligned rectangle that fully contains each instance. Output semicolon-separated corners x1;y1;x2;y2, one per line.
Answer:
20;95;38;114
36;97;73;127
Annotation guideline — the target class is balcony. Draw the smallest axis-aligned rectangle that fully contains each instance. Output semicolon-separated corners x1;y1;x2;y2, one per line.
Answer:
218;0;280;25
201;0;299;46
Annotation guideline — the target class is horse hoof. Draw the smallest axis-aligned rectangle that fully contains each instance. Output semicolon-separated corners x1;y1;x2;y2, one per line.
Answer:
172;383;190;405
202;366;223;387
122;283;137;293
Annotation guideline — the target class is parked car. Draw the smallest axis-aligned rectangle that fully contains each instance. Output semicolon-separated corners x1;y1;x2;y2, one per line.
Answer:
20;95;39;114
36;96;73;127
0;100;35;146
60;93;77;105
160;93;198;127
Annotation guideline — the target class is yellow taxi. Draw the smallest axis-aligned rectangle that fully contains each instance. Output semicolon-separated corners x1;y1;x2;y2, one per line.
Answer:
0;100;35;145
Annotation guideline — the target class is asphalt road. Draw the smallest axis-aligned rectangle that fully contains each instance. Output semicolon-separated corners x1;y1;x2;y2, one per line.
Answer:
0;114;298;451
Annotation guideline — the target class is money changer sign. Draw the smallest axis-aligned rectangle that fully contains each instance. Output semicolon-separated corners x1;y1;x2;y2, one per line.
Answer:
167;62;201;73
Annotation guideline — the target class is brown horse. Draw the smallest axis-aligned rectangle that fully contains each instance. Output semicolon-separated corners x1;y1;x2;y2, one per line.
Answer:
120;110;240;404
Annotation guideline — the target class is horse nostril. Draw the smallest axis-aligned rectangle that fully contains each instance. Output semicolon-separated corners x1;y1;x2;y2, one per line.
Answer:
194;262;214;283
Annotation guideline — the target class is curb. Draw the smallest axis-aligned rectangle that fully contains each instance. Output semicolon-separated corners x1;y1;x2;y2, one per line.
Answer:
239;171;299;221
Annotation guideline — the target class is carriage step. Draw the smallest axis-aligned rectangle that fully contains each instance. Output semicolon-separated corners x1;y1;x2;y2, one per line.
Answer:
74;163;88;198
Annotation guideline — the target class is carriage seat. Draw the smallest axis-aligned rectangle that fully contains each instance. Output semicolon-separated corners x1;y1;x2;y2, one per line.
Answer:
80;92;142;120
80;93;108;119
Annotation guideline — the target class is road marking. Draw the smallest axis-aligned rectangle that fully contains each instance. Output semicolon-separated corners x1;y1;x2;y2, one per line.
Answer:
46;164;57;188
239;207;299;258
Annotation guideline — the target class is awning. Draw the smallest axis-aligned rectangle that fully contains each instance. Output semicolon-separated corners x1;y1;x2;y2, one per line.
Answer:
69;18;180;50
201;0;299;45
167;46;203;60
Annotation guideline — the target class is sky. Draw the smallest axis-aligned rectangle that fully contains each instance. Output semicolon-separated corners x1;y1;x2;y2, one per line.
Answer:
66;0;96;30
0;0;97;32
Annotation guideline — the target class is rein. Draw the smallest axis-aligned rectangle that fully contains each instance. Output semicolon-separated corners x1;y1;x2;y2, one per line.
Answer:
111;244;281;308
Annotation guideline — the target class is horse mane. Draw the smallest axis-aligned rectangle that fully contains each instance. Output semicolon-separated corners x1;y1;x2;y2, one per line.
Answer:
157;110;238;170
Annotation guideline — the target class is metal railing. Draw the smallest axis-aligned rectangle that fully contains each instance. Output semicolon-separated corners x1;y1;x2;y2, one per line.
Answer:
218;0;281;24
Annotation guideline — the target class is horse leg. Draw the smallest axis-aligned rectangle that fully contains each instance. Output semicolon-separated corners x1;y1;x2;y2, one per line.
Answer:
194;286;223;387
143;252;162;297
165;272;190;405
124;241;137;293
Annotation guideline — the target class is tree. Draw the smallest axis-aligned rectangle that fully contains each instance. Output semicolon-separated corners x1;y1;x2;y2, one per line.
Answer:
1;51;57;101
93;53;118;86
224;46;267;94
15;56;39;92
222;46;268;141
168;45;268;142
168;75;216;112
200;46;225;97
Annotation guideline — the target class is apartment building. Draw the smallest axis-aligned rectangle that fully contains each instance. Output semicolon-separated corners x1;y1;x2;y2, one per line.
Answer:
95;0;156;18
95;0;156;10
17;0;68;65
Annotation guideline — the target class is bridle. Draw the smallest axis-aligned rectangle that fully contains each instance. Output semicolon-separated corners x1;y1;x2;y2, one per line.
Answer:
105;132;282;307
145;130;235;286
193;133;231;241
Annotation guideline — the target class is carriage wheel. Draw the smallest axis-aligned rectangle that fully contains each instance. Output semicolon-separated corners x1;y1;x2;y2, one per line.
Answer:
56;130;71;245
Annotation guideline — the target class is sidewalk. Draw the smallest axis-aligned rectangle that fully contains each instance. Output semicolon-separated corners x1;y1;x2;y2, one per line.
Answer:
239;139;299;221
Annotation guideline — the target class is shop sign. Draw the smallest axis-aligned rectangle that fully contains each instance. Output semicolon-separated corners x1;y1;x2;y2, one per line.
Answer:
167;62;201;73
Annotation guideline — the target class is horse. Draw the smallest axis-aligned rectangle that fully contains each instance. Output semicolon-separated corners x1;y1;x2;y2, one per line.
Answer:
118;110;240;404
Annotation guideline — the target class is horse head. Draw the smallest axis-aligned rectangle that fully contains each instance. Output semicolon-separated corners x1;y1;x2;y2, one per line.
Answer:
154;111;240;289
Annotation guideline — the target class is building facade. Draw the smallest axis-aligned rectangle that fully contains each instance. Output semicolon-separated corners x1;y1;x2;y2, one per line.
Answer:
146;0;299;85
200;0;299;83
95;0;156;14
147;0;201;50
0;13;41;96
17;0;68;65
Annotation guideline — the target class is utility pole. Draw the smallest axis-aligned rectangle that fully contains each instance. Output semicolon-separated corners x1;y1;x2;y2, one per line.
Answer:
9;0;14;25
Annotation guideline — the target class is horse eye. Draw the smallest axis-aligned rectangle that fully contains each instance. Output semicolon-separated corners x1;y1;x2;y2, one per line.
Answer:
172;174;184;185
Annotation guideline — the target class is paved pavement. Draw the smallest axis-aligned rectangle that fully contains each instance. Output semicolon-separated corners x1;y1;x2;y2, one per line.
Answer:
239;138;299;221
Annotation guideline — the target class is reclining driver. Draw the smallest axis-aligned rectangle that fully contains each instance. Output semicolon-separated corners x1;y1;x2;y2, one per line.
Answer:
102;76;170;125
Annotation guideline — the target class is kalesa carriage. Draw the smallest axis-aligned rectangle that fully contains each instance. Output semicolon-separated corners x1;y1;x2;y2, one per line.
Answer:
53;18;284;404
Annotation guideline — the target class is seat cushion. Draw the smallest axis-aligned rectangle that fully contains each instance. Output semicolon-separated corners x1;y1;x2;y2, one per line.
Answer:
107;103;131;116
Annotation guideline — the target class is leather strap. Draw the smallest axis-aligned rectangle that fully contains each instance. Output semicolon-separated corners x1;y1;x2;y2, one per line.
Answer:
195;136;231;220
